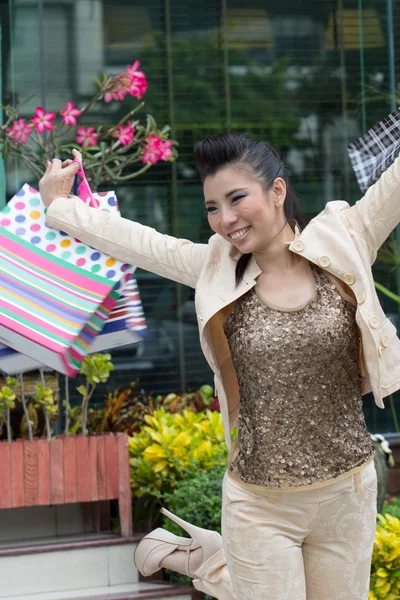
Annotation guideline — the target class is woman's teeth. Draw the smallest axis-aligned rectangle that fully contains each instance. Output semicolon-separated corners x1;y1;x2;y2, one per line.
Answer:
230;227;250;240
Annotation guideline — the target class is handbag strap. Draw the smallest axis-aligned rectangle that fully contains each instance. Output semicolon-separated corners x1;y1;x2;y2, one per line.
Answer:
72;160;100;208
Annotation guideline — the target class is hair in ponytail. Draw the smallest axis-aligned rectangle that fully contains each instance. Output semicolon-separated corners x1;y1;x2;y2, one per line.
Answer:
193;132;306;286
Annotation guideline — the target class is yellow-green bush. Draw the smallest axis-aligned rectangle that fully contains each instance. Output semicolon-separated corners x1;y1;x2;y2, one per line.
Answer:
369;513;400;600
129;408;227;502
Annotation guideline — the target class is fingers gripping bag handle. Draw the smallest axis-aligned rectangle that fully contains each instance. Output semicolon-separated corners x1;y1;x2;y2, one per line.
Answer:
72;160;100;208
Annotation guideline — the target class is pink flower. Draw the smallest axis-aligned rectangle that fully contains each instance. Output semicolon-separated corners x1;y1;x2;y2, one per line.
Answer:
141;134;173;164
127;75;148;100
60;101;81;126
103;63;148;103
126;61;148;99
126;60;141;75
104;87;127;103
30;106;56;133
7;119;33;144
113;121;135;146
142;145;161;165
159;139;173;161
103;75;129;103
75;126;98;147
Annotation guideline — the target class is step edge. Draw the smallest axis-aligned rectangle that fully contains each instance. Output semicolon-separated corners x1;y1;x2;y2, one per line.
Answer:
56;584;195;600
0;534;142;557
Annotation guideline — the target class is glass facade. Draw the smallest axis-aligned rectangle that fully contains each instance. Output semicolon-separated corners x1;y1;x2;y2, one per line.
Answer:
1;0;399;432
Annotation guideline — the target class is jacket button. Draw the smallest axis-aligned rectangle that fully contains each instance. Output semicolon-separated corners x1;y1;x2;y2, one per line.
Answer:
381;335;390;348
319;256;330;267
293;240;304;252
369;316;379;329
357;291;366;304
343;273;356;285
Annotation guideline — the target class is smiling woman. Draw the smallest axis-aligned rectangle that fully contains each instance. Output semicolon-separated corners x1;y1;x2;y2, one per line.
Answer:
39;129;400;599
195;133;306;287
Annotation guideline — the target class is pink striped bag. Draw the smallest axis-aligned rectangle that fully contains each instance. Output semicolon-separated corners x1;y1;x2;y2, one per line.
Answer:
0;163;133;376
0;275;147;375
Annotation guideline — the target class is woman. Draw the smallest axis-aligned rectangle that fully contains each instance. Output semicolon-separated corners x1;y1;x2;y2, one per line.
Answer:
40;135;400;600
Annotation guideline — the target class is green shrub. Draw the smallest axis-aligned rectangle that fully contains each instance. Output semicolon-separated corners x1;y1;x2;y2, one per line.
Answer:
369;513;400;599
382;496;400;520
129;409;226;501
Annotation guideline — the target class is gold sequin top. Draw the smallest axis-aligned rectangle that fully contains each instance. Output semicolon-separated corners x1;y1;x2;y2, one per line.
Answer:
224;265;374;488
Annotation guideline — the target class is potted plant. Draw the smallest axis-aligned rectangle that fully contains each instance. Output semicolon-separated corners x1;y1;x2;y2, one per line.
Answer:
0;61;177;533
0;60;177;186
0;354;132;536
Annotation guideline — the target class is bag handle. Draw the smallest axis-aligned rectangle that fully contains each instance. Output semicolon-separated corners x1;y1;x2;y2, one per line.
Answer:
72;160;100;208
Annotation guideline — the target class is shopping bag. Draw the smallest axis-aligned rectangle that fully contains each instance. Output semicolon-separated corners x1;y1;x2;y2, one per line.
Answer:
0;342;43;375
0;274;147;374
0;164;132;376
347;107;400;192
90;275;147;353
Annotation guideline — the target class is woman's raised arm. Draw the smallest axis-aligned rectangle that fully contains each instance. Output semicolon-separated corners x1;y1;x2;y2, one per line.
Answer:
40;150;208;289
344;154;400;263
46;196;208;288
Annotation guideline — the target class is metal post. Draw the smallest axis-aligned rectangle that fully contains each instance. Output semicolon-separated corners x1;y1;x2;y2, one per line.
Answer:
0;19;6;209
358;0;367;134
8;0;19;191
338;0;350;200
386;0;396;112
165;0;186;392
38;0;46;108
386;0;400;309
221;0;231;131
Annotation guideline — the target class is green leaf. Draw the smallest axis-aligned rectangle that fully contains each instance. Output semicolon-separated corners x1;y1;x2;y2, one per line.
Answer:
146;114;157;133
100;141;108;157
104;165;116;180
77;385;87;396
374;281;400;305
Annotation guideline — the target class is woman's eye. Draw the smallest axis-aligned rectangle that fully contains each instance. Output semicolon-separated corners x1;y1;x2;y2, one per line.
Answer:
232;195;245;203
206;206;217;213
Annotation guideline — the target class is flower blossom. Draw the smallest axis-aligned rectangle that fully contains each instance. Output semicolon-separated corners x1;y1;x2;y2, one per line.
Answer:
158;139;173;161
126;61;148;99
30;106;56;133
103;62;148;104
142;134;173;165
104;75;130;103
75;126;98;147
60;101;81;126
113;121;135;146
7;119;33;144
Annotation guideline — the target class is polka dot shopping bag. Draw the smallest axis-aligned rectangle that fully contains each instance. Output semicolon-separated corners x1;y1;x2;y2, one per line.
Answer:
0;162;134;377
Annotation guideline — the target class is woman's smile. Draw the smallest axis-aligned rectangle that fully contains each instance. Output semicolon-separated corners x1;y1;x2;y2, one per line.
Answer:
228;226;251;241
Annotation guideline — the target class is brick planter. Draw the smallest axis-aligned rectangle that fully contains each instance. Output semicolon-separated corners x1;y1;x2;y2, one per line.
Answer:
0;432;132;535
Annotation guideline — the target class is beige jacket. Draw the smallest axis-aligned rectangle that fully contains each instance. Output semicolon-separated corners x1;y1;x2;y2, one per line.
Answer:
47;155;400;450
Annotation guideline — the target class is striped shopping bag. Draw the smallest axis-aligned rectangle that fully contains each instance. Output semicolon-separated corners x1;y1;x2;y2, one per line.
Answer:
0;169;132;376
0;275;147;374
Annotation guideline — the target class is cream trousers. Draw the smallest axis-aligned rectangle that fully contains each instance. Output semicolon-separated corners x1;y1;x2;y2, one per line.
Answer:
193;461;377;600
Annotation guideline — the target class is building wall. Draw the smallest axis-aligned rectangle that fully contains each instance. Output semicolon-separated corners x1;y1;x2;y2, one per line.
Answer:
1;0;400;432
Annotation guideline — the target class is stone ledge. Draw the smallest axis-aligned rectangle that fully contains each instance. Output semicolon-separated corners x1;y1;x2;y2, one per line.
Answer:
0;533;142;557
61;584;197;600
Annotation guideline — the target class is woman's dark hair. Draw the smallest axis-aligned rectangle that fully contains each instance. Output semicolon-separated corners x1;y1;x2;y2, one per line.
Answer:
193;132;306;286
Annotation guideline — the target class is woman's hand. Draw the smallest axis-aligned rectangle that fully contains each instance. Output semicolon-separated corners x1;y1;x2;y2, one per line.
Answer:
39;149;82;208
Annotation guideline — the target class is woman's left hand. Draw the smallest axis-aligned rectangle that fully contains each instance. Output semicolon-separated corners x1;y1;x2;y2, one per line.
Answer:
39;150;81;208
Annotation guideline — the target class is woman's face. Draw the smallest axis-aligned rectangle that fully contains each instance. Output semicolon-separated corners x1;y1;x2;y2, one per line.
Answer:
204;165;287;254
